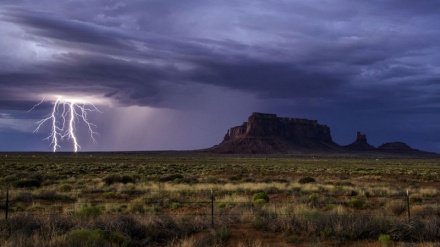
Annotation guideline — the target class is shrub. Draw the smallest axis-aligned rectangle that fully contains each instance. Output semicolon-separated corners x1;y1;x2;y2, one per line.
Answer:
265;186;280;194
109;215;148;240
129;200;145;214
411;205;436;217
386;201;406;216
76;206;102;217
252;192;269;203
103;174;121;185
336;181;354;186
14;191;33;202
8;214;41;236
67;229;106;247
253;192;269;207
147;205;161;214
252;192;269;206
170;202;181;210
378;234;392;246
324;203;336;211
159;174;183;182
35;190;75;202
347;198;364;208
121;175;136;184
253;199;267;207
60;183;73;192
298;177;315;184
2;174;18;184
409;193;423;203
388;217;438;241
103;174;136;185
308;193;319;203
215;225;231;244
67;229;131;247
229;175;242;181
14;179;41;188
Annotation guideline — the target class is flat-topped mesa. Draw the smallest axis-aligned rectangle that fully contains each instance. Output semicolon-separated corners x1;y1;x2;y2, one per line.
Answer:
224;112;330;141
208;112;438;155
379;142;413;151
214;112;339;153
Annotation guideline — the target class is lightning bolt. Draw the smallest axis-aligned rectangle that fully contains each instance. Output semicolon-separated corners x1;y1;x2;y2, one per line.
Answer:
32;96;100;152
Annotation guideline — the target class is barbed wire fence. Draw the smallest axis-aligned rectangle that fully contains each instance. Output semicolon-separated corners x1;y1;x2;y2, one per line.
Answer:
2;186;439;226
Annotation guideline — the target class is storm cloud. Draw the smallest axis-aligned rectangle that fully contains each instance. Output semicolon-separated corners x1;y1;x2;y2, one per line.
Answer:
1;1;440;152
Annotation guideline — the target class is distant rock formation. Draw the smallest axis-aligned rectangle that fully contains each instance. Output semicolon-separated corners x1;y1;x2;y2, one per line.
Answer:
378;142;419;153
207;112;437;156
210;112;341;154
345;132;376;151
379;142;410;150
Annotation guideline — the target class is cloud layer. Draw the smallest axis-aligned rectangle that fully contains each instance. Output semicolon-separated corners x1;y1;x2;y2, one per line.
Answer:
1;1;440;152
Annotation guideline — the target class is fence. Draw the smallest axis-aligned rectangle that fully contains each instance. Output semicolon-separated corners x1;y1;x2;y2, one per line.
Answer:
2;186;438;226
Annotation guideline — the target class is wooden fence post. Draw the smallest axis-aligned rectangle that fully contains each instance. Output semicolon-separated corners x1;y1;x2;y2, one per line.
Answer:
406;189;410;222
5;187;9;223
211;189;214;227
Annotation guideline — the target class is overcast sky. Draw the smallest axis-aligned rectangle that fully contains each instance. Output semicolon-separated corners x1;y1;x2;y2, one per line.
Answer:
1;1;439;152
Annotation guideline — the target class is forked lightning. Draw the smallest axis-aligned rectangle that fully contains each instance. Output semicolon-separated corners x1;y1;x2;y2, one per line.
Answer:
32;96;100;152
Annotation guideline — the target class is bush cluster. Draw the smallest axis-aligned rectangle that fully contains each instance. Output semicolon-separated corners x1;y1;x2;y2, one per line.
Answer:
103;174;136;185
14;179;41;188
298;177;316;184
252;192;269;207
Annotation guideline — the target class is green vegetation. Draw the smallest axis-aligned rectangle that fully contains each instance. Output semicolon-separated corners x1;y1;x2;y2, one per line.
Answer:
0;152;439;246
252;192;269;203
378;234;392;246
76;205;102;217
67;229;132;247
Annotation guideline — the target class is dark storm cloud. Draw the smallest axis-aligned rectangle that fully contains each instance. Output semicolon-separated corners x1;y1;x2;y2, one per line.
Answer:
1;7;127;48
2;2;438;106
186;59;349;99
1;1;440;151
0;4;347;105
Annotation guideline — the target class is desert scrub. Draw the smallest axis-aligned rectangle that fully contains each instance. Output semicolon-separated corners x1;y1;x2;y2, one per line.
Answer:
14;178;41;188
252;192;269;207
2;174;18;184
103;174;136;185
36;190;75;202
251;208;280;232
253;199;267;207
386;201;406;216
66;228;136;247
411;205;436;217
378;234;392;246
308;193;319;207
59;183;73;192
298;176;315;184
76;205;102;217
170;202;181;210
347;198;365;208
129;199;146;214
418;187;438;197
215;225;231;245
409;193;423;203
285;212;390;242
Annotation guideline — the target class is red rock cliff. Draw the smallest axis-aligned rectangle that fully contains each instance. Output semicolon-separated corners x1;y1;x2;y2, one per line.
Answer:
212;112;340;153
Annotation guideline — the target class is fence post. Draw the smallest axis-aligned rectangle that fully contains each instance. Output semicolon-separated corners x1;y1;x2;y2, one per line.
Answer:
5;186;9;223
406;189;410;222
211;189;214;227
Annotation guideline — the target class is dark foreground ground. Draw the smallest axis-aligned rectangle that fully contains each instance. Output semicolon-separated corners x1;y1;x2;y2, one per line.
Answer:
0;151;439;246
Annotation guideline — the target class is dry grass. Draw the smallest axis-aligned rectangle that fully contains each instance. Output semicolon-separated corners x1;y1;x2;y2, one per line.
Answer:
1;153;440;246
